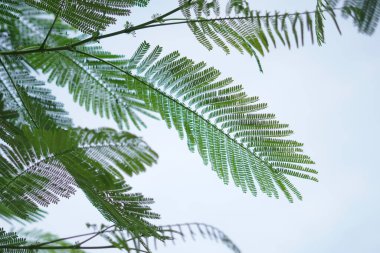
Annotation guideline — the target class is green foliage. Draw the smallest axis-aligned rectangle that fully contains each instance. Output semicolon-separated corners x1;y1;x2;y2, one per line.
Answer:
23;0;150;34
27;46;151;130
0;124;159;234
179;0;343;71
0;0;19;25
0;0;377;251
330;0;380;34
3;7;152;130
0;228;31;253
18;34;318;202
69;42;316;202
0;97;19;144
0;57;72;128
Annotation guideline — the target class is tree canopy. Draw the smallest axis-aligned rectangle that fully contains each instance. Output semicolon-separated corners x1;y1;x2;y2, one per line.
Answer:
0;0;377;252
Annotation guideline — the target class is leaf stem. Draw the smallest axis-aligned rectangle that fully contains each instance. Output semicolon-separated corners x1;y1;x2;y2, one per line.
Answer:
76;225;115;246
0;245;149;251
0;1;193;56
0;6;343;56
40;14;59;49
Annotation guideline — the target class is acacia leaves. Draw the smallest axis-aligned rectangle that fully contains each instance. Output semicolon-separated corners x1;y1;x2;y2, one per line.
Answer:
179;0;348;71
0;228;31;253
0;0;19;25
0;125;159;233
24;0;150;34
0;56;72;128
332;0;380;34
56;42;318;202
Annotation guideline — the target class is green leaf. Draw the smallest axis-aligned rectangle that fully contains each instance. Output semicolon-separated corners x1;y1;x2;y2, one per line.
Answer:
23;0;150;34
0;228;32;253
0;125;159;234
0;56;72;128
0;0;20;25
331;0;380;34
70;42;318;202
178;0;347;70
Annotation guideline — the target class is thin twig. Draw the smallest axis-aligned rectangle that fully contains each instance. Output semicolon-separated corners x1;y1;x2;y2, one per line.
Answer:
32;227;151;248
77;225;115;246
40;14;59;49
140;7;344;30
0;5;343;56
0;245;149;251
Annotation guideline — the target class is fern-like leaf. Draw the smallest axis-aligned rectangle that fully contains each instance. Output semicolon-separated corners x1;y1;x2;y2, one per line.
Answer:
0;56;72;128
0;125;159;235
26;45;152;129
4;7;153;129
0;0;20;25
67;42;318;202
0;228;32;253
24;0;150;34
5;8;154;129
179;0;344;71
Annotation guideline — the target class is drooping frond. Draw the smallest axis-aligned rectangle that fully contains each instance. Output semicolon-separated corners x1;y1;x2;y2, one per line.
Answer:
0;56;72;128
330;0;380;34
24;0;150;34
66;42;317;202
0;0;20;25
87;222;240;253
178;0;344;71
0;126;159;234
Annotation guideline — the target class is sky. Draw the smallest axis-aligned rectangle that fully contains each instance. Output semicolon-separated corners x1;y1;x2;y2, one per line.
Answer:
4;1;380;253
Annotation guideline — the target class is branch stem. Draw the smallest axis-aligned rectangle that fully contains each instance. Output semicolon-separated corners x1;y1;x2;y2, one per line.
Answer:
40;14;59;49
77;225;115;246
0;6;342;56
0;245;149;251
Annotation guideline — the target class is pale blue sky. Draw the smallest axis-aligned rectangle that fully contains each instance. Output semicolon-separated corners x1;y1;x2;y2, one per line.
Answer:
6;1;380;253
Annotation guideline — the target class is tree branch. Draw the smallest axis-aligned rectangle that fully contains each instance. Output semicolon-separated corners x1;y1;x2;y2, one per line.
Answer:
76;225;115;246
0;245;149;251
0;6;342;56
0;1;193;56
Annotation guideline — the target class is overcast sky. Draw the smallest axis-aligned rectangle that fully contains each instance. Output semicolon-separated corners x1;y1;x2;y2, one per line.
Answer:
6;1;380;253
